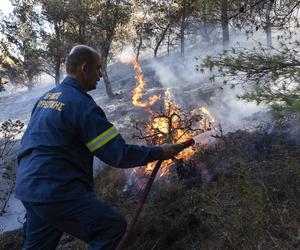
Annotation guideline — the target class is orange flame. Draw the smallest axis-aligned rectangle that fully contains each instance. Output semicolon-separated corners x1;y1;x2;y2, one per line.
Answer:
131;59;160;109
130;60;215;178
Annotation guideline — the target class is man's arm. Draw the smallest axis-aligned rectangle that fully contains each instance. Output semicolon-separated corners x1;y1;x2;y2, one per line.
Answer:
80;104;183;168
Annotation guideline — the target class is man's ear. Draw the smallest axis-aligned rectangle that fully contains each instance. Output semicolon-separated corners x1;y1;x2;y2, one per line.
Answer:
81;63;88;73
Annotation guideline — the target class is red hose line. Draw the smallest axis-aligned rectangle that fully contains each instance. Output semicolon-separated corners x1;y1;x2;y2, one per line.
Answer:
115;138;195;249
115;160;163;250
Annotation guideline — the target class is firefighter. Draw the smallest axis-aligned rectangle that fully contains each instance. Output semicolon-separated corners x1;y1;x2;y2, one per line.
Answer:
15;45;184;250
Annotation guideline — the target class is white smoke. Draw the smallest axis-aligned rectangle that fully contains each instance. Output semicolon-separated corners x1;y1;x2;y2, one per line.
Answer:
117;46;135;64
143;30;275;133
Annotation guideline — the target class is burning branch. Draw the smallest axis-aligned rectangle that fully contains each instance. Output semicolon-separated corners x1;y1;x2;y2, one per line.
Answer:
130;59;215;177
118;60;216;250
131;59;160;111
133;90;214;176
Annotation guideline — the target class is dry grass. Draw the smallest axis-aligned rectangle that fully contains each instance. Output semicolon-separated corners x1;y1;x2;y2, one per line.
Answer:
1;128;299;250
95;129;300;250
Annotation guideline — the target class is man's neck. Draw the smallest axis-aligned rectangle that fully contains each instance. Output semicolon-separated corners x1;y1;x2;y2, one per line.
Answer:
66;74;87;92
67;74;79;80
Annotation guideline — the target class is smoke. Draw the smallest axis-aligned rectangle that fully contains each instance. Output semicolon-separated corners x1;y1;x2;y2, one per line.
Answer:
289;122;300;145
144;30;274;133
0;73;55;124
117;46;135;64
209;86;270;132
114;26;297;134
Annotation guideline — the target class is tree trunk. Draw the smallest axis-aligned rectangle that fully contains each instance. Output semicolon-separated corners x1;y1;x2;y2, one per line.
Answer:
266;22;272;48
202;2;210;43
78;19;86;44
221;0;229;49
154;24;170;58
101;60;114;99
265;1;273;48
180;0;187;57
136;33;142;62
0;77;4;91
27;76;33;90
202;16;210;43
55;58;61;85
167;28;171;55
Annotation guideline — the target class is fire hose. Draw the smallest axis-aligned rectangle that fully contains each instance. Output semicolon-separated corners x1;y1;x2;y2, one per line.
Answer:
115;138;195;250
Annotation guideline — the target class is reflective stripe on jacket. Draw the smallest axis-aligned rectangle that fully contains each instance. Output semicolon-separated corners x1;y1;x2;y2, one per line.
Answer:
15;76;163;202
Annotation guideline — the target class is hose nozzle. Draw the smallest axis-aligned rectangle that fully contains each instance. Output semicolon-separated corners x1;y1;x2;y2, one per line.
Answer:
178;138;195;149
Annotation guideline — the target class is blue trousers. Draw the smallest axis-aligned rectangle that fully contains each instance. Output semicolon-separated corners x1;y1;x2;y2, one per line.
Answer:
22;195;127;250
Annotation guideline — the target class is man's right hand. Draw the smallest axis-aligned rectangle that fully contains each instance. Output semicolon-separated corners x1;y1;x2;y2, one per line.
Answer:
160;144;186;160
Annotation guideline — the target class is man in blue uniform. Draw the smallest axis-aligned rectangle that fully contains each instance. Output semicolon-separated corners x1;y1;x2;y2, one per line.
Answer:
15;45;184;250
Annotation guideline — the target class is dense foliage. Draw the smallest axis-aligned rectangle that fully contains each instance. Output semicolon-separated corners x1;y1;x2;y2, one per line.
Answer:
200;43;300;115
1;0;300;103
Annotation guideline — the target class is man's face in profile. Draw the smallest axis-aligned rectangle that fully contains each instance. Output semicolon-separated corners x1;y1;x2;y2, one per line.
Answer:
82;54;102;91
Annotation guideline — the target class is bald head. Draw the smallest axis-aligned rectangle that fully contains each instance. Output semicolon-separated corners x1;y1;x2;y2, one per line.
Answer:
65;45;102;92
66;45;99;74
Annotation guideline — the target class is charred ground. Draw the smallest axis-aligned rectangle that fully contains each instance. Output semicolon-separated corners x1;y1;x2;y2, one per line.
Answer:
2;115;298;250
0;56;299;249
101;117;300;250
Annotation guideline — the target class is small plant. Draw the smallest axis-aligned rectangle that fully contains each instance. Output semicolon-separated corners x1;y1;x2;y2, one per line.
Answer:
0;119;24;215
0;119;24;160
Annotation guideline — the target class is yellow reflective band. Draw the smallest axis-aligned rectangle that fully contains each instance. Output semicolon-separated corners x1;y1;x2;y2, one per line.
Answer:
87;126;116;147
86;126;119;152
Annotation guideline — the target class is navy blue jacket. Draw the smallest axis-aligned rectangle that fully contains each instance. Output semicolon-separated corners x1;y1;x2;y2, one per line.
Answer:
15;76;163;202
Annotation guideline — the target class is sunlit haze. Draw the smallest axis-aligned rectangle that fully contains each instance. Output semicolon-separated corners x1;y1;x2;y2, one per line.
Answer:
0;0;13;14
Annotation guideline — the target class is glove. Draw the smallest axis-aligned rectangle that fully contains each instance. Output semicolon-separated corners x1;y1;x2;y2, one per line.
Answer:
160;143;186;160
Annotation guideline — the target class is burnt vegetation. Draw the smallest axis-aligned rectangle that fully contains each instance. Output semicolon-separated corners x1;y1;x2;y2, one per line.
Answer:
94;118;300;250
0;0;300;249
1;120;299;249
82;117;297;250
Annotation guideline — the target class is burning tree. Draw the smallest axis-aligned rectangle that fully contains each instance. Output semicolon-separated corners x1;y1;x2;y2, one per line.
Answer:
130;59;215;177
